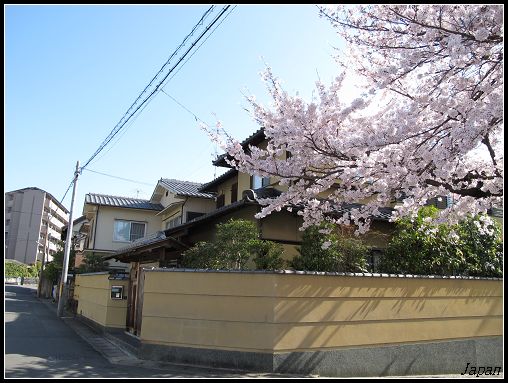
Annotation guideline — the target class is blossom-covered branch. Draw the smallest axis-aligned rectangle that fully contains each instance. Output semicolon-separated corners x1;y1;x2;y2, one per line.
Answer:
206;5;503;234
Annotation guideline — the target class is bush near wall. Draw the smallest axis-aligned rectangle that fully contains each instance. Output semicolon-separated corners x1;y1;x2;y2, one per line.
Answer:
379;206;503;277
289;223;370;273
5;260;40;278
181;219;286;270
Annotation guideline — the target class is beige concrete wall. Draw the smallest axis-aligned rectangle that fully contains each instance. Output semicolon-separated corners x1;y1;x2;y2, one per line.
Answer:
160;191;181;208
183;198;215;219
260;210;302;243
238;172;251;197
74;273;129;329
140;270;502;354
216;176;239;206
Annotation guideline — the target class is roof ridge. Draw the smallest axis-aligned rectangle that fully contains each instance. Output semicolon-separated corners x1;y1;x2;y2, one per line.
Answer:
160;178;203;185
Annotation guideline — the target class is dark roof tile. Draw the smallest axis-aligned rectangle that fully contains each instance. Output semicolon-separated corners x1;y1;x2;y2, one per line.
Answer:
159;179;215;199
198;169;237;192
85;193;164;210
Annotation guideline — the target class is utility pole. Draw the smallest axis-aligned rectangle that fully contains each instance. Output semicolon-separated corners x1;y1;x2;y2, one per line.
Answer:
57;161;80;317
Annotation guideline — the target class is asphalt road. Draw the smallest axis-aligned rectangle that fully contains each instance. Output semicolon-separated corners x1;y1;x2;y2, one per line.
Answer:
4;284;295;378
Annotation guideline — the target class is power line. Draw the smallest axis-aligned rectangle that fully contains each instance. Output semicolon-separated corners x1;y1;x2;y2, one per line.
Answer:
60;178;75;204
83;168;154;186
59;6;234;209
125;6;215;120
80;5;232;172
86;96;152;168
159;5;237;179
160;89;207;124
87;6;219;169
162;5;237;89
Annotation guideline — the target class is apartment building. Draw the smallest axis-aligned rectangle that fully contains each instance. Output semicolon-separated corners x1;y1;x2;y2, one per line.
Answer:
5;187;69;265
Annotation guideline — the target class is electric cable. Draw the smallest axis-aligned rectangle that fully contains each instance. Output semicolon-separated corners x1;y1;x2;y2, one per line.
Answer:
80;5;232;172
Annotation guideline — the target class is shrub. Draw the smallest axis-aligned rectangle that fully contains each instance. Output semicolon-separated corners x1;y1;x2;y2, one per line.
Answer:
180;241;218;269
41;240;77;282
213;219;262;270
290;223;370;272
5;260;30;277
453;214;503;277
379;206;503;277
181;219;286;270
76;252;109;273
253;241;286;270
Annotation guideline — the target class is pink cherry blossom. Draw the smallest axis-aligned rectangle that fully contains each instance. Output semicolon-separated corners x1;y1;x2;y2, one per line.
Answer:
205;5;503;234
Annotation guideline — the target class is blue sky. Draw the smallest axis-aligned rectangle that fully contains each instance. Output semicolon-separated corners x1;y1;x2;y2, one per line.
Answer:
5;4;346;215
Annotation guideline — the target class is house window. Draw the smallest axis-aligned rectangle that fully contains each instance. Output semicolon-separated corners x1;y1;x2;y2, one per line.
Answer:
113;220;146;242
427;195;452;209
187;211;205;222
231;183;238;203
368;249;383;272
251;175;270;189
216;194;225;209
165;216;182;229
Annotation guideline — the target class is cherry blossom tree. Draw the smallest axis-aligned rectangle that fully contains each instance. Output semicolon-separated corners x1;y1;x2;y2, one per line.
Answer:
207;5;503;234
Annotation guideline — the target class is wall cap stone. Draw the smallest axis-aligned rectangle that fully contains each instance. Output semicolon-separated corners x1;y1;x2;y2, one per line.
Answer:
141;267;502;281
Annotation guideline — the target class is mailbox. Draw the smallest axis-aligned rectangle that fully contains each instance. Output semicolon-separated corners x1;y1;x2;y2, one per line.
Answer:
111;285;123;300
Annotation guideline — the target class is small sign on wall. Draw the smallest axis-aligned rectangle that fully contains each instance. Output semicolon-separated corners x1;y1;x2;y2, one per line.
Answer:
111;285;124;300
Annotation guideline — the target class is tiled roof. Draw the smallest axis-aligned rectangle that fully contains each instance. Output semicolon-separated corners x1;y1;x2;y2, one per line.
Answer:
113;231;167;255
212;128;266;167
159;179;215;199
85;193;164;210
198;169;237;192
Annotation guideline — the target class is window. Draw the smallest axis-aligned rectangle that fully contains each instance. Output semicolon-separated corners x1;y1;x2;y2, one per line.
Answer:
165;216;182;229
216;194;225;209
368;249;383;272
251;175;270;189
187;211;205;222
113;220;146;242
231;183;238;203
427;195;452;209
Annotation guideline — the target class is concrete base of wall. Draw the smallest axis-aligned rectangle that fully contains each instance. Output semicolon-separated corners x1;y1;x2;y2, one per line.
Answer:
76;314;124;335
139;337;503;377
